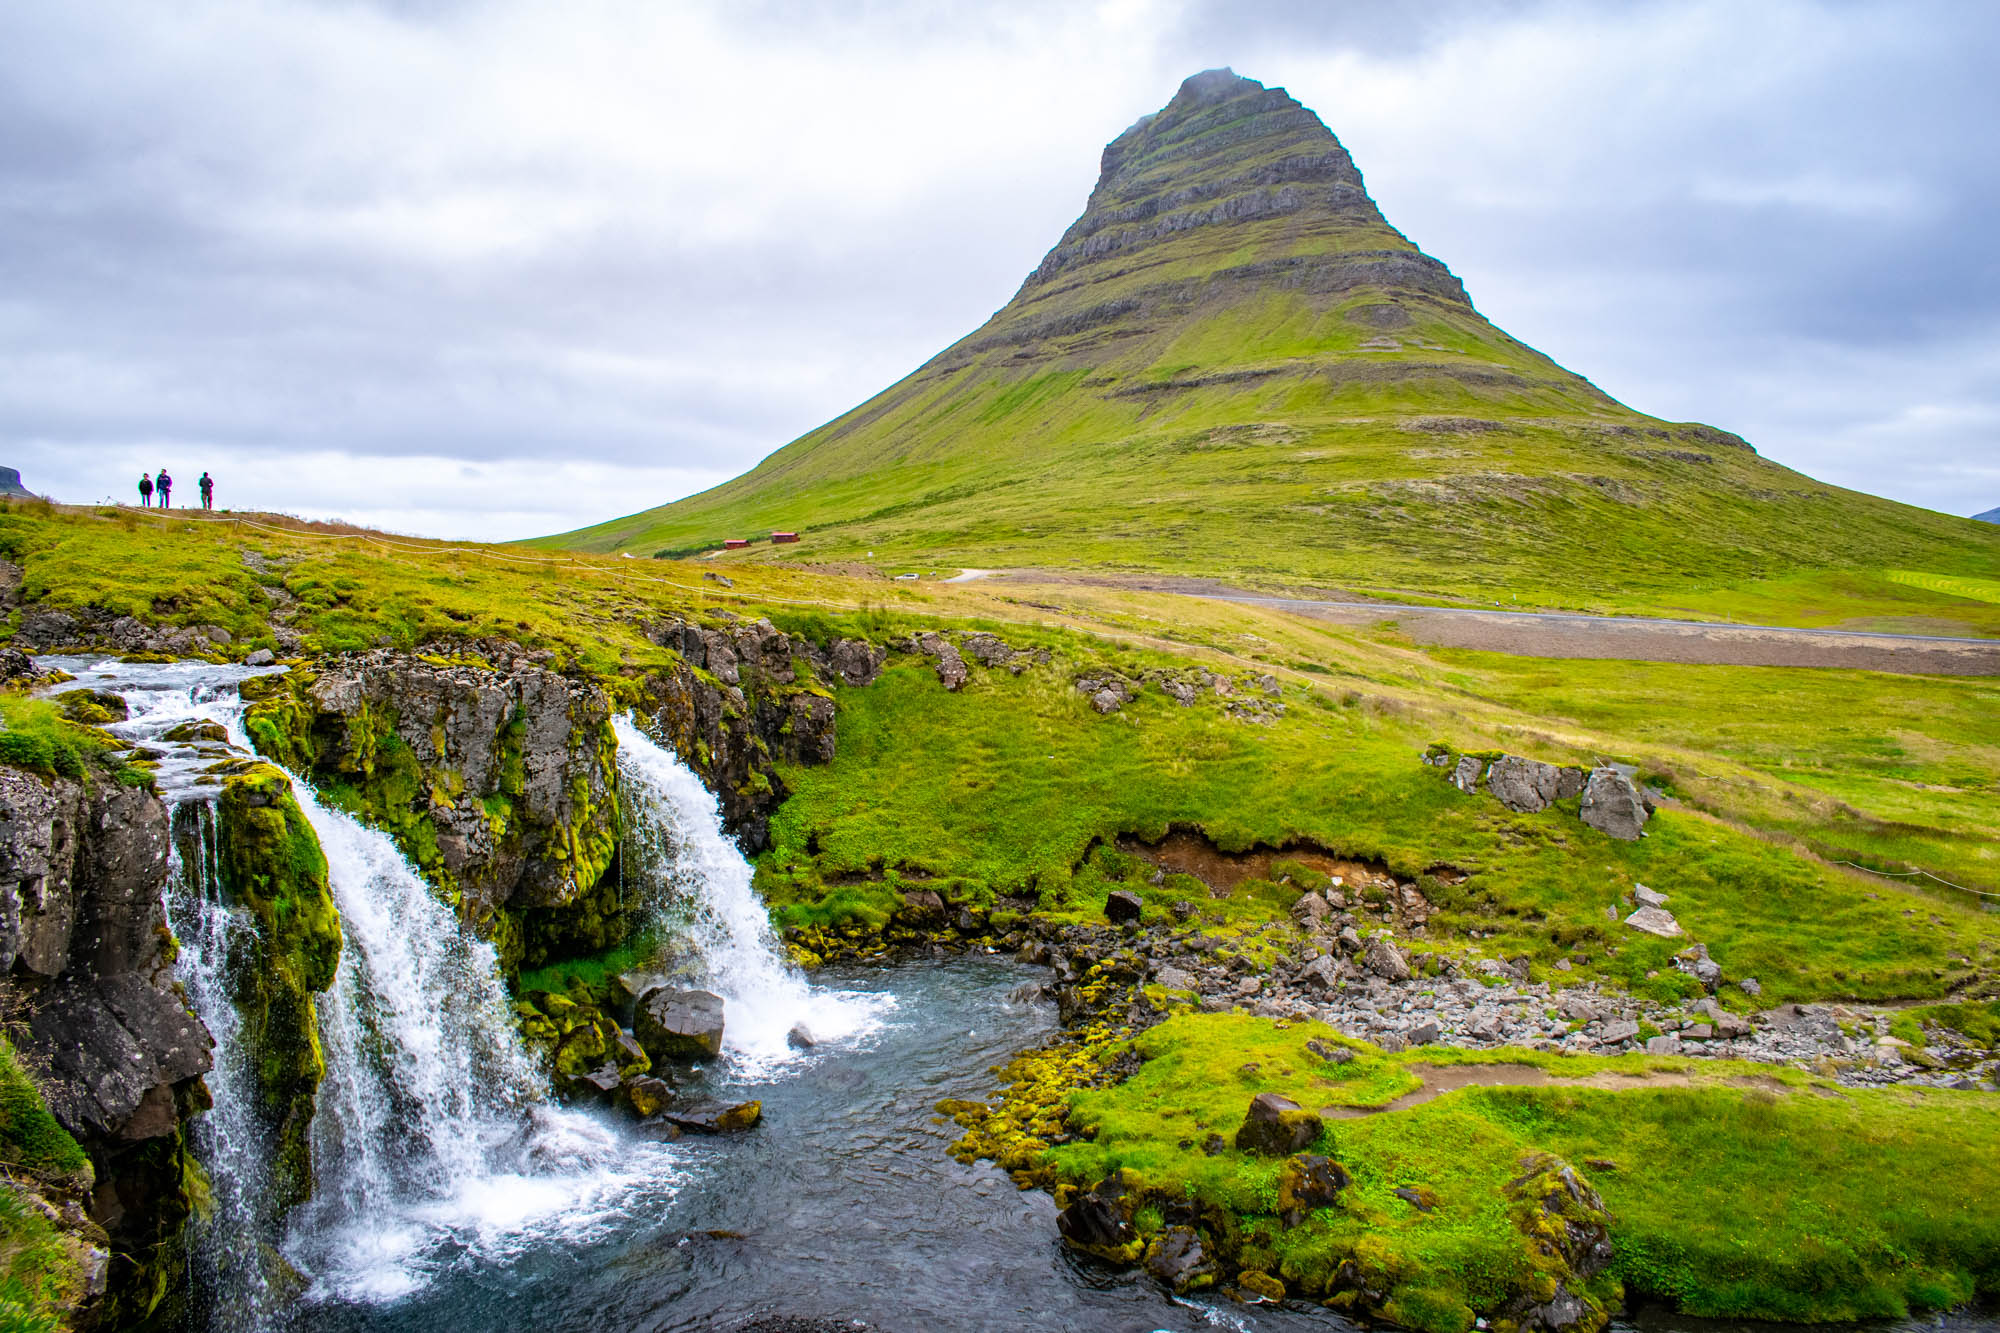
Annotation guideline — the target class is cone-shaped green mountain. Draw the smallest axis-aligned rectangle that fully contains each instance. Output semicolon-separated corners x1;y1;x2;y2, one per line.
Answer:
548;69;1999;604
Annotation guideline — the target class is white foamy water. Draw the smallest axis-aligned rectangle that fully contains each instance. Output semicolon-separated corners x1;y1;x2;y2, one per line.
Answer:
612;713;892;1075
277;752;684;1306
45;658;683;1317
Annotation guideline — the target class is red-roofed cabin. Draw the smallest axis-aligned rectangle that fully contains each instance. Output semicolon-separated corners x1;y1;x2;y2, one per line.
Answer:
723;538;750;549
770;531;800;544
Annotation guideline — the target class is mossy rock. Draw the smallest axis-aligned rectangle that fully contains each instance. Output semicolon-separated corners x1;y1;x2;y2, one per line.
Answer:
56;687;128;725
215;763;342;1212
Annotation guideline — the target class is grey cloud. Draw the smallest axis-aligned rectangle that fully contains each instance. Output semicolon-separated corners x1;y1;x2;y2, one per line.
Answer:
0;0;1996;537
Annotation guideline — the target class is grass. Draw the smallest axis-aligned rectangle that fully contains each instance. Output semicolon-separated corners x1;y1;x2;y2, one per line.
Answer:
762;651;1999;1003
1042;1013;2000;1327
1886;569;2000;608
0;1037;88;1333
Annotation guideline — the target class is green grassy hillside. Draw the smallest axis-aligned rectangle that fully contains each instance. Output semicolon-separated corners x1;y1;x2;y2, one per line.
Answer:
543;69;2000;611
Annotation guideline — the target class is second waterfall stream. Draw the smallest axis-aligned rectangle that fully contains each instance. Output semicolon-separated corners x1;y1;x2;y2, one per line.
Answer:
610;713;890;1073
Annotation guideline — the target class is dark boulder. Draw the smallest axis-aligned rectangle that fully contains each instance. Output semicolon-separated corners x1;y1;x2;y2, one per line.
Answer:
1278;1153;1350;1222
621;1076;675;1119
1104;890;1143;924
634;988;726;1062
1145;1225;1213;1291
1056;1176;1137;1256
658;1099;762;1134
1234;1092;1322;1156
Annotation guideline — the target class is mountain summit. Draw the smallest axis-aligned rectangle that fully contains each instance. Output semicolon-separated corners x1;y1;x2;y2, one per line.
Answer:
549;71;1998;603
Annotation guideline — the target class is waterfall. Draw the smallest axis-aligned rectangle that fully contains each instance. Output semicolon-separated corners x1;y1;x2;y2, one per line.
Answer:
610;714;890;1075
166;802;281;1333
50;657;289;1331
49;658;681;1320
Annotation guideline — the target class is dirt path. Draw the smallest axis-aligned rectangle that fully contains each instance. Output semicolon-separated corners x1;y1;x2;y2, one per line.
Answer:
1321;1064;1803;1119
1235;597;2000;675
966;570;2000;675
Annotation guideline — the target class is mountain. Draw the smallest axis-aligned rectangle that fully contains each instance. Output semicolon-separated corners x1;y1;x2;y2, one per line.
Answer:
1977;507;2000;524
547;69;2000;604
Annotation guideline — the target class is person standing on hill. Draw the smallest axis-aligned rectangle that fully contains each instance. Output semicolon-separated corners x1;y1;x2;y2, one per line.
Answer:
137;473;153;507
198;472;213;510
156;469;172;508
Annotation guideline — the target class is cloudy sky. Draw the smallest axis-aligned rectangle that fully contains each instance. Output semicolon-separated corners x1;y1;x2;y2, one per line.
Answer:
3;0;1996;540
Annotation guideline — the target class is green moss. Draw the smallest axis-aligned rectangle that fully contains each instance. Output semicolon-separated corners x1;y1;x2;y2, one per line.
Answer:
0;1185;79;1333
976;1012;2000;1328
0;1038;88;1185
214;764;342;1212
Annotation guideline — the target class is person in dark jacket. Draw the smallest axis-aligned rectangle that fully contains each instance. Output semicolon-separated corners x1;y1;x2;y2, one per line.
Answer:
156;470;172;507
198;472;214;510
138;473;153;507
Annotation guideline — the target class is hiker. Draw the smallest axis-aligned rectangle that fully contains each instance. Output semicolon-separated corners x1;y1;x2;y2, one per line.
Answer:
137;473;153;507
198;472;214;510
156;469;172;508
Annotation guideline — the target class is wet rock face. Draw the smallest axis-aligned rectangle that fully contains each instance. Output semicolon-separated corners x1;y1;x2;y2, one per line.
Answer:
637;617;844;855
0;767;210;1328
634;987;726;1062
244;650;622;965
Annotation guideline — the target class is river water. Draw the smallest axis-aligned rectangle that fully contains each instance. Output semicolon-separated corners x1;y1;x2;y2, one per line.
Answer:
42;658;1991;1333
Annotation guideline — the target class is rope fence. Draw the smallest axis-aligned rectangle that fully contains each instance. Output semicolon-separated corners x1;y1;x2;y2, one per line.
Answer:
1832;860;1999;900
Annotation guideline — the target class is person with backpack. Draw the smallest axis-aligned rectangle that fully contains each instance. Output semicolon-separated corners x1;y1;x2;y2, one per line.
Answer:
137;473;153;507
156;469;172;507
198;472;214;510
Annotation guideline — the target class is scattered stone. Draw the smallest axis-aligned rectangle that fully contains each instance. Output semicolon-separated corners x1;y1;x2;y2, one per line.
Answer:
1450;755;1483;794
659;1100;762;1134
1597;1019;1640;1046
1623;906;1683;938
1739;978;1762;998
1361;936;1412;982
1145;1226;1211;1291
1299;955;1339;989
1104;890;1143;924
786;1023;817;1050
1633;884;1669;908
1278;1153;1350;1223
915;632;968;691
1580;767;1650;840
622;1076;674;1118
1558;994;1602;1023
1236;1270;1286;1304
243;647;277;667
1485;755;1568;813
1235;1092;1323;1156
1392;1185;1439;1214
1675;943;1722;990
1304;1038;1354;1066
1406;1019;1441;1045
634;988;727;1063
1154;965;1197;991
958;633;1015;668
1057;1176;1136;1255
161;719;229;744
1645;1034;1683;1056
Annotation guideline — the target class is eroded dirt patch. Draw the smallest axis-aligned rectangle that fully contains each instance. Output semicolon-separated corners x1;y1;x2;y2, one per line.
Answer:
1119;828;1397;896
